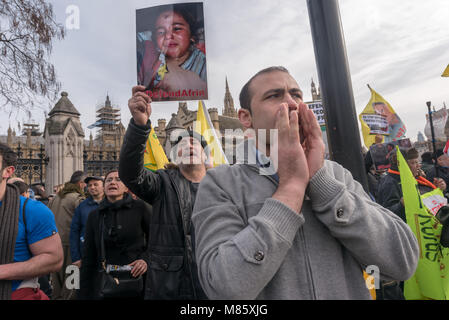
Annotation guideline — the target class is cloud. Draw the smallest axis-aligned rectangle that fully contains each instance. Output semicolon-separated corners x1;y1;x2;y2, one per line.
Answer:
1;0;448;148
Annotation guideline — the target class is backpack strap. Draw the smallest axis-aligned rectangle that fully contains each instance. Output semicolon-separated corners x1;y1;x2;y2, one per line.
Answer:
22;198;30;246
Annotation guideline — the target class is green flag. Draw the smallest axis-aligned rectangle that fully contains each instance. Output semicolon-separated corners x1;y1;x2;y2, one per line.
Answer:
397;146;449;299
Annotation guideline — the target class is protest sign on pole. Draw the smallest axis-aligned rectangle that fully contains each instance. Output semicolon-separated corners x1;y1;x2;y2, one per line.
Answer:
359;85;406;148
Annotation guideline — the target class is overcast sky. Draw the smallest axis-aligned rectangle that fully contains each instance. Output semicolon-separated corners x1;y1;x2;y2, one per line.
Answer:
3;0;449;146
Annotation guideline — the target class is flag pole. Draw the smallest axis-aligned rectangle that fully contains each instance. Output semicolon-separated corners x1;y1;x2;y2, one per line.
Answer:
307;0;368;192
426;101;439;178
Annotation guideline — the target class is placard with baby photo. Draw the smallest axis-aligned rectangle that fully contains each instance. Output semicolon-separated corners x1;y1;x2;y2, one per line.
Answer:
136;2;208;102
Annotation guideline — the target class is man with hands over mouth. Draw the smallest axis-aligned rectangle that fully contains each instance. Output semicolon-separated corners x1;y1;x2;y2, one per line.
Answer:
191;66;419;300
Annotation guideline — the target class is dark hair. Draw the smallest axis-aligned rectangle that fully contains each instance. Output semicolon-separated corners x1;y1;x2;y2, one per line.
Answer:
69;171;86;184
31;185;48;199
172;129;208;150
421;151;433;164
239;66;290;113
435;148;445;159
405;148;419;160
152;4;198;40
13;181;29;195
0;143;18;169
104;169;119;182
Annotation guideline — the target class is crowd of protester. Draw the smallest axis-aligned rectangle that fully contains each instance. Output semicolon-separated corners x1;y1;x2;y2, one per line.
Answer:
3;66;448;301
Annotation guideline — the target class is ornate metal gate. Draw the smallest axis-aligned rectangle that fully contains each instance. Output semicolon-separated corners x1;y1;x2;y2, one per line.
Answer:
83;150;119;177
14;143;49;185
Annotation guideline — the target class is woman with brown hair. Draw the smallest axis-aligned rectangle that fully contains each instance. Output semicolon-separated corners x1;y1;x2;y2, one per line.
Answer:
79;169;151;300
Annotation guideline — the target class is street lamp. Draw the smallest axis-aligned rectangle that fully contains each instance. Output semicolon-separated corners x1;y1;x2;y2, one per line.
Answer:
426;101;439;178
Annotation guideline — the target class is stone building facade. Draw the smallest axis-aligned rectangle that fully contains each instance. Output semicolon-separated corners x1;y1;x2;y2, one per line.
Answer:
3;78;333;189
2;78;244;189
44;92;85;194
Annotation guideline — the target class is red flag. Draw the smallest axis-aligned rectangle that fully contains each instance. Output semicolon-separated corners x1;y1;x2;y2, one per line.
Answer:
444;139;449;156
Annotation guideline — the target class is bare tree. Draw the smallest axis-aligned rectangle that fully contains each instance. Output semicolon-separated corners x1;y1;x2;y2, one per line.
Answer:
0;0;65;118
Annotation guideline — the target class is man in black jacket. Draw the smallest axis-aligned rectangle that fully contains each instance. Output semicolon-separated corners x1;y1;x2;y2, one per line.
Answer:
426;149;449;195
118;85;208;299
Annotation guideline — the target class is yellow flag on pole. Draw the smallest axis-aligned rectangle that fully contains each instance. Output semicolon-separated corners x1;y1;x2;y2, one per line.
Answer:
359;85;406;148
442;64;449;77
143;127;169;172
194;100;228;167
397;146;449;300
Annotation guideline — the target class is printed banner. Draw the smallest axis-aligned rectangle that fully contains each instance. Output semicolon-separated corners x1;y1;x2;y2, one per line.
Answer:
308;102;326;127
397;147;449;300
307;102;329;159
359;85;406;148
422;192;448;217
136;3;208;102
360;114;389;135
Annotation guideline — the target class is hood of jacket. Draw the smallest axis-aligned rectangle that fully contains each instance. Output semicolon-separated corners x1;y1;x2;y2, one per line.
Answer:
58;182;84;199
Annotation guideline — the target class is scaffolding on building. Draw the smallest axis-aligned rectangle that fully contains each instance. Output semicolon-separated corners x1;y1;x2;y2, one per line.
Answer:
88;95;121;142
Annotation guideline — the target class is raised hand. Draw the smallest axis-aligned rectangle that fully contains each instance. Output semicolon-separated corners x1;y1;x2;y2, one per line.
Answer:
434;178;447;192
129;86;152;126
271;103;309;213
297;102;325;178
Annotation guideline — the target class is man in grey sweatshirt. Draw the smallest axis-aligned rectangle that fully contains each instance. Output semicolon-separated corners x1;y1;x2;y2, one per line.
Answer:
191;66;419;300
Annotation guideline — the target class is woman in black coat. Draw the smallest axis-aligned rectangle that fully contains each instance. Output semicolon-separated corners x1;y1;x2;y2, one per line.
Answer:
79;169;151;300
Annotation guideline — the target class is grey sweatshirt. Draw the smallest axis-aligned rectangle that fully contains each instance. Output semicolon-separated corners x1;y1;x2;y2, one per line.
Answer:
192;149;419;300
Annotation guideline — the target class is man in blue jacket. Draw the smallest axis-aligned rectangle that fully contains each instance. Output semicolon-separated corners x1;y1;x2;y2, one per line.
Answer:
69;176;104;268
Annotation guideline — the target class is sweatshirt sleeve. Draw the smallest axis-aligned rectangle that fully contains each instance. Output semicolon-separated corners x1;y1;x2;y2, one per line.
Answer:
192;168;305;300
306;161;419;281
119;119;162;204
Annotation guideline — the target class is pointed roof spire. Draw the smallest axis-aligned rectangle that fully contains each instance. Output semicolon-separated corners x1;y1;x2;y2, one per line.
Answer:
166;113;183;131
48;92;81;117
224;77;236;117
105;93;111;107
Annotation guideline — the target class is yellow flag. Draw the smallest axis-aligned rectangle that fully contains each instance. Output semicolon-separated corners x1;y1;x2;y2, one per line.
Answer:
194;101;228;167
143;127;169;172
397;147;449;300
359;85;406;148
442;64;449;77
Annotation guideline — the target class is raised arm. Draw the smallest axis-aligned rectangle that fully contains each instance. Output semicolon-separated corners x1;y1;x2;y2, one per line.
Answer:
119;86;162;204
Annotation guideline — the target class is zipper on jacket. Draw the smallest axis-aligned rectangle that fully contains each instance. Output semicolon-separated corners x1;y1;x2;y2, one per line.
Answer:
299;226;317;299
168;172;198;299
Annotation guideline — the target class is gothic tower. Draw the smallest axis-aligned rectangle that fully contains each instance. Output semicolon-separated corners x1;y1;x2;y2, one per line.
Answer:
311;78;321;101
44;92;85;193
223;77;237;118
